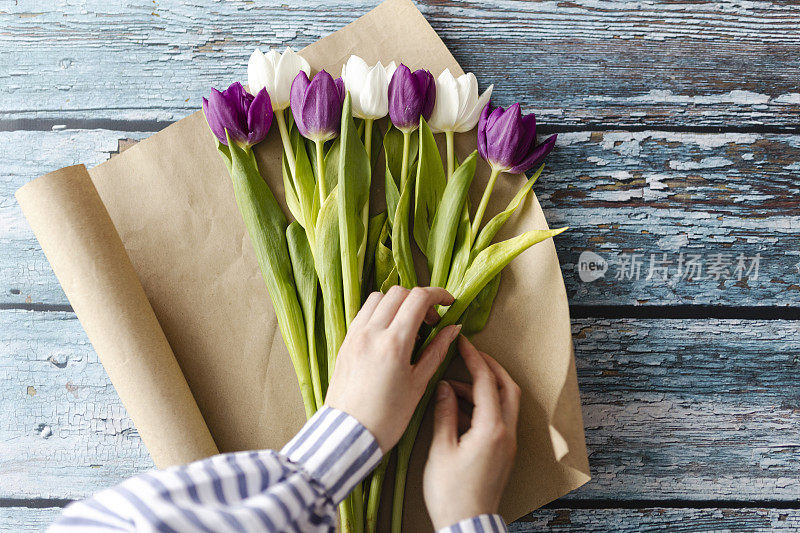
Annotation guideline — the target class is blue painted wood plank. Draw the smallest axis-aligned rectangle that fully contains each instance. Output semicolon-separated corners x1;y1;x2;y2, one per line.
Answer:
0;0;798;127
2;129;798;307
3;309;798;501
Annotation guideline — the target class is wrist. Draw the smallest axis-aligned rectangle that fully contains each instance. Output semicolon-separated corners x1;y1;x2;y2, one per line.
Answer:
435;513;507;533
281;406;383;504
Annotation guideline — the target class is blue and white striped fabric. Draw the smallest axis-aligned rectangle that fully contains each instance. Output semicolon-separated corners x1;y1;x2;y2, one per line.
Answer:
442;514;507;533
48;406;507;532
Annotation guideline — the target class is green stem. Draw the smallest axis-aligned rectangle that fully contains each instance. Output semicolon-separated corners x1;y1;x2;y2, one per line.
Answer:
357;119;374;280
351;484;365;533
366;454;390;533
315;139;326;206
471;167;501;240
400;130;411;189
364;118;373;163
445;130;455;179
274;110;296;174
391;340;456;533
306;314;323;409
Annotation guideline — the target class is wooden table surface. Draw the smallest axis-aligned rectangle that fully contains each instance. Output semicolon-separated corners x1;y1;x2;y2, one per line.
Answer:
2;0;799;531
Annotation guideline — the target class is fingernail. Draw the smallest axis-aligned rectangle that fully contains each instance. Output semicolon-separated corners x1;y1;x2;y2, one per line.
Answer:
449;324;462;341
436;381;450;400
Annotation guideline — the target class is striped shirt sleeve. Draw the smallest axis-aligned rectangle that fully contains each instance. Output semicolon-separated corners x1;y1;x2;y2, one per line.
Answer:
437;514;508;533
48;406;383;532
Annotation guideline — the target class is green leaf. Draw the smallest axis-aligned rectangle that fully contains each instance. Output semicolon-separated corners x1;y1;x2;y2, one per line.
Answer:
444;202;472;295
440;226;568;328
380;267;399;293
286;221;323;408
281;152;303;224
472;164;544;260
291;131;317;229
315;187;346;374
413;118;446;256
374;218;395;291
324;137;341;195
392;155;418;289
337;93;372;325
460;272;501;336
223;134;315;418
427;151;478;288
361;211;387;302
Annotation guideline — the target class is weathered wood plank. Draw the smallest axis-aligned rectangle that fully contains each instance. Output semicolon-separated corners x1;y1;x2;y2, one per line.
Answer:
1;0;799;127
512;507;800;532
0;507;61;532
3;506;799;533
0;310;153;500
2;129;798;307
3;309;798;501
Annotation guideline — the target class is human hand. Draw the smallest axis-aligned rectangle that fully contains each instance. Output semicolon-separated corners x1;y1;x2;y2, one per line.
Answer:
325;286;462;453
423;336;520;530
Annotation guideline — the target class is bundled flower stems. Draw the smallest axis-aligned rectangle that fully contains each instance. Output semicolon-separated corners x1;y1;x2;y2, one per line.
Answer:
203;47;566;533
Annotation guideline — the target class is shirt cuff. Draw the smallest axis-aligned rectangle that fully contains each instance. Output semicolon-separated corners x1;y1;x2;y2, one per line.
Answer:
281;406;383;504
437;514;508;533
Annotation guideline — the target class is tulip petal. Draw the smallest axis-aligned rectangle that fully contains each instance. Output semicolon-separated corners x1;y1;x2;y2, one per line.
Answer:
290;71;311;137
361;63;388;119
513;112;537;165
334;77;346;104
342;55;369;116
486;103;525;170
428;68;459;133
456;82;492;133
509;134;557;174
477;101;491;161
274;47;311;110
247;49;270;95
418;69;436;121
246;88;272;145
454;72;477;127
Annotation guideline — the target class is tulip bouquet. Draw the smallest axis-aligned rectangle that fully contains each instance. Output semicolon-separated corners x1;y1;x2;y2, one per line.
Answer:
203;47;565;532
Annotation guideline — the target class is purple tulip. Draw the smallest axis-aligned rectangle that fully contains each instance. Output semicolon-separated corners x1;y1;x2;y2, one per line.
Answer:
388;64;436;132
202;82;271;147
477;102;557;174
290;70;346;142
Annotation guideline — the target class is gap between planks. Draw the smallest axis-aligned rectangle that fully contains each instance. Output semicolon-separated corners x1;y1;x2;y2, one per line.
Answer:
4;303;800;321
2;118;800;135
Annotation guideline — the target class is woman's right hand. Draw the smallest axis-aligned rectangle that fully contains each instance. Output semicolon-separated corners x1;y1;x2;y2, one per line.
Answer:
422;335;521;530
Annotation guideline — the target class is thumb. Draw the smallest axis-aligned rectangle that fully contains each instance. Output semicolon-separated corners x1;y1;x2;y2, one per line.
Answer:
431;381;458;452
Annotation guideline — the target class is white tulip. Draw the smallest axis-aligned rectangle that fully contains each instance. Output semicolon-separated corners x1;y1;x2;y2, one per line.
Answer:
248;47;311;111
340;55;397;120
428;68;493;133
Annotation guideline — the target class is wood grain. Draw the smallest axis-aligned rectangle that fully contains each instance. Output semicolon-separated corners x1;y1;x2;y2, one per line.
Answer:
3;129;798;307
3;309;798;501
3;506;800;532
1;0;798;127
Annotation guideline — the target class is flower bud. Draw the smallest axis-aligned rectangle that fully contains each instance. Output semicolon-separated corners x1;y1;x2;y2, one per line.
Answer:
477;102;556;174
202;82;272;147
289;70;346;142
248;47;311;111
341;55;397;120
428;69;493;134
388;64;435;132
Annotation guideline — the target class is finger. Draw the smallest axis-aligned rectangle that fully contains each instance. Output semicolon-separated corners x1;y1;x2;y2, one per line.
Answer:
447;380;474;405
369;285;410;328
479;350;522;429
423;305;441;325
457;406;472;434
413;324;461;383
349;291;383;329
390;287;454;345
458;336;502;429
430;381;458;451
